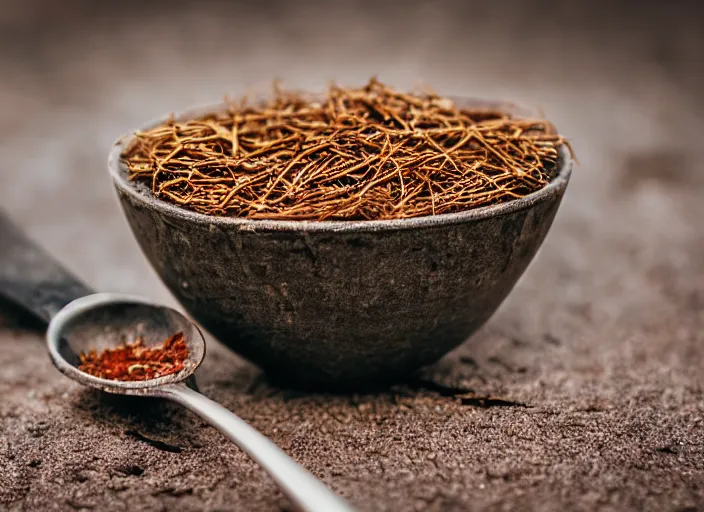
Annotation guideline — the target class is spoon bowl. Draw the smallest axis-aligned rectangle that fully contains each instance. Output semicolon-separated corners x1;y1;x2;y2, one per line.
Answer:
47;293;205;395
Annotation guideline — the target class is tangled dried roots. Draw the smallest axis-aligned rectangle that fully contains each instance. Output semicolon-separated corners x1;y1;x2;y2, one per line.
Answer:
121;79;570;221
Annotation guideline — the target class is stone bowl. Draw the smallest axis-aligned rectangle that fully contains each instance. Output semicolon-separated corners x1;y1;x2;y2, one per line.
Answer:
108;102;572;389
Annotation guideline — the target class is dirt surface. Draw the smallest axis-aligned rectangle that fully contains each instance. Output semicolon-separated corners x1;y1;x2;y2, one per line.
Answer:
1;1;703;511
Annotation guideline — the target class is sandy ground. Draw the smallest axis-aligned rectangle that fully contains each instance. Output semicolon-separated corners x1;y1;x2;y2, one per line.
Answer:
0;1;703;510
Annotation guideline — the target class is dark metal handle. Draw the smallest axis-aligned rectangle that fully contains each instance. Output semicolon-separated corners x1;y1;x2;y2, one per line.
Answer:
0;211;92;323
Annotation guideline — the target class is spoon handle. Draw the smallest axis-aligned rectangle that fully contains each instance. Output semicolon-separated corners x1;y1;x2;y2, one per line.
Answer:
0;211;92;322
161;383;356;512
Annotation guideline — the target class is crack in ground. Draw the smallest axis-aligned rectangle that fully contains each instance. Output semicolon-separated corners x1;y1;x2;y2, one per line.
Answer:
400;379;530;408
125;430;183;453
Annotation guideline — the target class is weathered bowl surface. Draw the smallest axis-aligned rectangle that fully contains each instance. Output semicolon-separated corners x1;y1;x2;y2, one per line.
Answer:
108;102;572;389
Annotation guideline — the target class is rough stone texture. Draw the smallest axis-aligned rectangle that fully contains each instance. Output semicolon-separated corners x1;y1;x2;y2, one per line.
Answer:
0;1;703;511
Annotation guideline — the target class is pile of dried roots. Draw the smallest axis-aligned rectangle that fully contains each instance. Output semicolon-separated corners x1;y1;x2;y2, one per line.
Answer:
121;79;570;221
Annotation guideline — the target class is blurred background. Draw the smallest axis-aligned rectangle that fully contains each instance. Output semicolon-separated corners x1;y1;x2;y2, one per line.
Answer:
1;0;702;309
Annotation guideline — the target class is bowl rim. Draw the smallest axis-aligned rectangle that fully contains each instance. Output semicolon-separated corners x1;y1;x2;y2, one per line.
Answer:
108;101;573;233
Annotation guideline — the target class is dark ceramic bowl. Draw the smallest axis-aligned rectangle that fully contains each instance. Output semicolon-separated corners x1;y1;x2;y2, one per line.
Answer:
108;102;572;389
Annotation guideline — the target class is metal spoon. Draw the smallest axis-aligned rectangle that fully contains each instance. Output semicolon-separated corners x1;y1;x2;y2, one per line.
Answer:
0;212;354;512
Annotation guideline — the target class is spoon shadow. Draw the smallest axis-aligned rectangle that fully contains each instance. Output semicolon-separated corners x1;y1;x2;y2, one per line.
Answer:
72;387;203;452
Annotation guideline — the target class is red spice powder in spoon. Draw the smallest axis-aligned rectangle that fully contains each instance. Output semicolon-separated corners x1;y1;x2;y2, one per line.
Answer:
78;332;189;381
